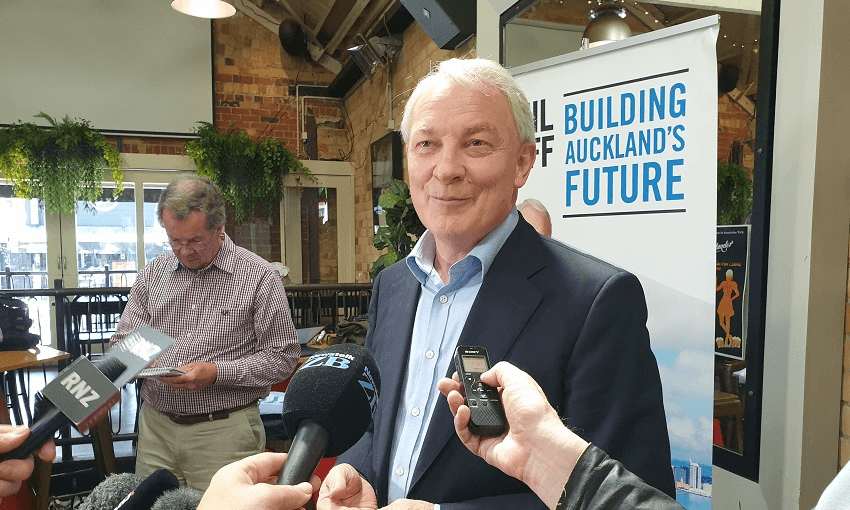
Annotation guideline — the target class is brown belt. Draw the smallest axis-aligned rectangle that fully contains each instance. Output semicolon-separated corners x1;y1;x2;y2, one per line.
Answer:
161;402;258;426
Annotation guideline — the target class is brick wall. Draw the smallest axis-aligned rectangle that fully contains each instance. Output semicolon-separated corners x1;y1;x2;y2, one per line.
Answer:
111;12;350;274
213;14;334;147
211;14;348;270
344;23;472;282
718;95;755;173
107;136;188;155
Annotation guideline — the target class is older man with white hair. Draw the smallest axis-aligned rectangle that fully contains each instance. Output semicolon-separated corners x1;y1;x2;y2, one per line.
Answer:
325;57;674;509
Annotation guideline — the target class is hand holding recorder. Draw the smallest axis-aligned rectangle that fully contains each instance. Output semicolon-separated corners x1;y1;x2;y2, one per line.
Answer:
438;361;587;508
438;361;684;510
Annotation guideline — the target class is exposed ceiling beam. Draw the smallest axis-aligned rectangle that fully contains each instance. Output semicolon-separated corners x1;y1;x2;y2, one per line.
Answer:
356;0;396;39
667;9;711;25
230;0;342;74
232;0;278;32
325;0;372;55
313;0;336;34
623;1;669;31
273;0;308;31
726;86;755;117
645;0;760;15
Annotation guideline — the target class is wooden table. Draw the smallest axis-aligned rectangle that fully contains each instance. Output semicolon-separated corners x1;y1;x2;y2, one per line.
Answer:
0;346;70;425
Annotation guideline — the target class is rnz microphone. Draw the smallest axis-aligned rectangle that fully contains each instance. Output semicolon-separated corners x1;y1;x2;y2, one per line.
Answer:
0;357;126;462
277;343;380;485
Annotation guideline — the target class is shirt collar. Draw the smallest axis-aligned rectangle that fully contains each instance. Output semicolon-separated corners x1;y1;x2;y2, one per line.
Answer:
406;208;519;285
169;233;236;275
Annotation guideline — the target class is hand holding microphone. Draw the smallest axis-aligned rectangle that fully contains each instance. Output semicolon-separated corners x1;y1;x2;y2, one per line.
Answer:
198;343;380;510
0;425;56;497
198;452;319;510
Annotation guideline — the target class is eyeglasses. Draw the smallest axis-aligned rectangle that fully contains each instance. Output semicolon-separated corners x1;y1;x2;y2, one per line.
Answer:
168;234;215;252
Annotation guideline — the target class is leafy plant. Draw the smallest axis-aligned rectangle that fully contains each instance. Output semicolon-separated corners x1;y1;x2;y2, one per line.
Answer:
717;161;753;225
370;180;425;280
184;122;312;222
0;113;123;214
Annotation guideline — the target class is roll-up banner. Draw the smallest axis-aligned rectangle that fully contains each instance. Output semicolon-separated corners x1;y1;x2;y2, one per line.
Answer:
514;16;719;508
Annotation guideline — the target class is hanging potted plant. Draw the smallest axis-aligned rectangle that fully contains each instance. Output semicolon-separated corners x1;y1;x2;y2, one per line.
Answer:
0;113;123;214
184;122;313;222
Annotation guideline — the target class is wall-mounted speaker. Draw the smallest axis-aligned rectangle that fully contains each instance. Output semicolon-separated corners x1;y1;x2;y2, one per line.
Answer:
399;0;476;50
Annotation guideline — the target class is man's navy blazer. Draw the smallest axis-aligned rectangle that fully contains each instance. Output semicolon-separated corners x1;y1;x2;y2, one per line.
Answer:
337;218;675;508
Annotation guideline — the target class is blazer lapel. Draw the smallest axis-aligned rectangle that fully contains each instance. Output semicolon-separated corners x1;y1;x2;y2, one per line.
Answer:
372;266;421;499
410;219;546;488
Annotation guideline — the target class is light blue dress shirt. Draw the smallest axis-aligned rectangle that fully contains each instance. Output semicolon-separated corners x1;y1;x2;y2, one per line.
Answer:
386;208;519;505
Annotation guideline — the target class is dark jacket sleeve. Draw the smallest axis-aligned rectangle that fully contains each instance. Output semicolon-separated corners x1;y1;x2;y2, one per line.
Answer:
560;445;684;510
559;271;675;498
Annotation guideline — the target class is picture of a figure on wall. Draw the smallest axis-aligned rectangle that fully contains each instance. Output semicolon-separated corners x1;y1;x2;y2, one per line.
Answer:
716;269;741;348
715;225;750;359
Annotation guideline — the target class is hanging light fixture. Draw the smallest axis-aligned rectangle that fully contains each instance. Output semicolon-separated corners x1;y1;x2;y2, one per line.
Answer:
581;0;631;49
171;0;236;19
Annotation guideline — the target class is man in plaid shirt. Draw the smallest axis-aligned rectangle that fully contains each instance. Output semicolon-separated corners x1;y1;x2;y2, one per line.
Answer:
111;175;299;490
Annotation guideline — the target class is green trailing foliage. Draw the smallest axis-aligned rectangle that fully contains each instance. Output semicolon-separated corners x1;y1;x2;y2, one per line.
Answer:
184;122;312;222
0;113;123;214
370;180;425;280
717;161;753;225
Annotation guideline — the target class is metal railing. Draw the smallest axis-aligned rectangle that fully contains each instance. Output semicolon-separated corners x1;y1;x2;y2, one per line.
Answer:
0;279;373;466
2;265;138;290
1;265;49;290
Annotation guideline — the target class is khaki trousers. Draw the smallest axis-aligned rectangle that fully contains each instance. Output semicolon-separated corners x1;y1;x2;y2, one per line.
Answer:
135;403;266;491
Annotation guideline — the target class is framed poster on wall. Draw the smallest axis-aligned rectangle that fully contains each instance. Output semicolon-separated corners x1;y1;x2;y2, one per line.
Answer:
715;225;751;359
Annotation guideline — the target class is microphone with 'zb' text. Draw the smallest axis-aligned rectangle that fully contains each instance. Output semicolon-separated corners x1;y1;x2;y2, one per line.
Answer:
277;343;380;485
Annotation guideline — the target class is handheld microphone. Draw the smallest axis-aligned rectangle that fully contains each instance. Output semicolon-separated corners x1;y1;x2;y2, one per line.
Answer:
113;468;179;510
0;357;127;462
0;326;176;463
276;343;380;485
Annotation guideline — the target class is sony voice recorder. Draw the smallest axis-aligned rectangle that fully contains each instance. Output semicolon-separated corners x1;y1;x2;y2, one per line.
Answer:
453;345;507;437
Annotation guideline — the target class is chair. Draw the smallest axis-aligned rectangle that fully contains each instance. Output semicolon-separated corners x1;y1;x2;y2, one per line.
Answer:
4;368;31;426
66;295;127;361
714;359;747;452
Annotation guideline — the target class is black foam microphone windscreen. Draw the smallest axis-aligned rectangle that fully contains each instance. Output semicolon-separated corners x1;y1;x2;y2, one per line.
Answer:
114;468;180;510
149;486;205;510
277;343;380;485
282;343;380;456
77;473;145;510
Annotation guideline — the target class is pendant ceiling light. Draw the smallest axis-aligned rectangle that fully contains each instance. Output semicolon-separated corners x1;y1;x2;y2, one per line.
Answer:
171;0;236;19
581;0;631;49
